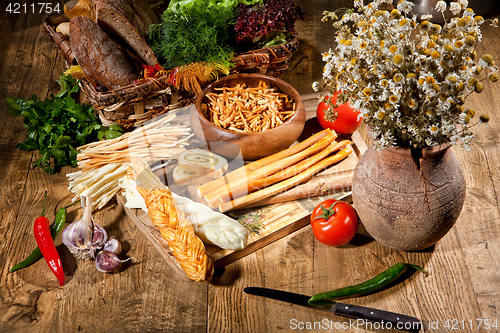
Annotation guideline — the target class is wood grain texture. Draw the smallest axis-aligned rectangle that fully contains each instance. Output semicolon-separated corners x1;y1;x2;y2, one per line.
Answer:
1;1;500;332
0;8;66;332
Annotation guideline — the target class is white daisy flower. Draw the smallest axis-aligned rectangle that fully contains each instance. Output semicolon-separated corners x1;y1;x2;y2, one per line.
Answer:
458;0;468;9
397;0;414;14
353;0;364;7
323;63;334;79
449;2;462;15
322;50;333;62
315;0;493;150
435;1;447;12
462;8;474;17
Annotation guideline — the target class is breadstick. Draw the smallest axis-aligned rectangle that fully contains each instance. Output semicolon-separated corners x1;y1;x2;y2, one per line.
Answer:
214;138;348;205
218;147;353;212
203;131;337;206
196;128;333;197
242;140;351;196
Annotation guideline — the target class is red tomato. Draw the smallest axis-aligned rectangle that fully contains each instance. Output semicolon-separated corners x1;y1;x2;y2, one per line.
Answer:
310;199;358;247
316;91;362;135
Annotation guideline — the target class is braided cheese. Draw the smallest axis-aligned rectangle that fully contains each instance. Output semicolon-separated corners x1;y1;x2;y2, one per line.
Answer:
130;158;214;282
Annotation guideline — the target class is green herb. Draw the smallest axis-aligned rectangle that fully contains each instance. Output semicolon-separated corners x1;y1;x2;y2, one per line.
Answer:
147;0;236;69
55;73;80;97
6;74;123;174
262;32;289;48
167;0;262;13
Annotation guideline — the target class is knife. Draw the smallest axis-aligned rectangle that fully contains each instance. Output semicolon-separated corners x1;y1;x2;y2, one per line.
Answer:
244;287;422;332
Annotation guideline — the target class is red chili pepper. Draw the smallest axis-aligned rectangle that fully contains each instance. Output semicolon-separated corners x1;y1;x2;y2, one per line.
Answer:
33;192;65;286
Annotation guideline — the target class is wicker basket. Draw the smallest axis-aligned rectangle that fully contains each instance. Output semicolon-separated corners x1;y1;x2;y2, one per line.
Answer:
43;14;299;128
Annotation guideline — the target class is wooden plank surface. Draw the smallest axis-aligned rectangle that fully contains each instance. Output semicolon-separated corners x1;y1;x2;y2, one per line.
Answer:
0;6;209;333
1;1;500;332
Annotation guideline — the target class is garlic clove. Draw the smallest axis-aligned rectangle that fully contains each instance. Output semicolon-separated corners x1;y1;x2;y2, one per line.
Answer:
103;237;122;255
95;250;131;273
88;223;108;259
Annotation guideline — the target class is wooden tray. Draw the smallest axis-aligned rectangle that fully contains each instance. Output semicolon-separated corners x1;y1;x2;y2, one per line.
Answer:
117;130;367;280
118;190;353;280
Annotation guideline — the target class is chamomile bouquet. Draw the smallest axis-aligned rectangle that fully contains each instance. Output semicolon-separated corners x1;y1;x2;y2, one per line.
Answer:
314;0;498;149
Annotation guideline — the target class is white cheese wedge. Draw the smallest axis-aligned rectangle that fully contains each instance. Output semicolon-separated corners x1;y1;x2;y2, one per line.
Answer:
119;175;150;213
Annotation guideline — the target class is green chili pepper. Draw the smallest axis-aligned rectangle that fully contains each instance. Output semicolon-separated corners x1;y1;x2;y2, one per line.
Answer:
10;200;79;273
308;263;428;306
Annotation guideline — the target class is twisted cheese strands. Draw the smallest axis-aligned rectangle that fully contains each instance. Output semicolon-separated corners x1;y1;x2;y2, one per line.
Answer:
130;157;214;282
137;187;213;282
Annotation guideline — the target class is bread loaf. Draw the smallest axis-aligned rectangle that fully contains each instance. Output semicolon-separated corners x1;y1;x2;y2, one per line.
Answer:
94;0;158;36
131;0;159;36
69;16;139;90
94;0;158;66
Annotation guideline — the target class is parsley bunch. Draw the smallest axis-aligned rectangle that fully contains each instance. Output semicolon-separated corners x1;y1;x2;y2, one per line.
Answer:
6;74;123;174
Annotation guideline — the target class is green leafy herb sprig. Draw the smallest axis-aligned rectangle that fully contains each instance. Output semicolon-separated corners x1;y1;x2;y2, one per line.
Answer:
6;74;123;174
147;0;236;70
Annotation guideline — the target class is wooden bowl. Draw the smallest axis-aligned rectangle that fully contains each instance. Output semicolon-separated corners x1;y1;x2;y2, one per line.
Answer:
191;74;306;160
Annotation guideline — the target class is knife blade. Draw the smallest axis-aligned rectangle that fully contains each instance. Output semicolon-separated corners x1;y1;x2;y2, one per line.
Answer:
244;287;422;332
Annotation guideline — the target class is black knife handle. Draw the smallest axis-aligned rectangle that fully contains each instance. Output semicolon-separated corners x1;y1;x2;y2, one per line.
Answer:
334;302;422;332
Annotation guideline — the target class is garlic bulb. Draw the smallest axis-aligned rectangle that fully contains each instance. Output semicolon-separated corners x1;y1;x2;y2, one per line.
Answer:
95;251;131;273
62;196;108;260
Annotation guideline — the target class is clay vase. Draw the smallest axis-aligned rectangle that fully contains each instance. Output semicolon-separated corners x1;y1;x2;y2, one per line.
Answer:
352;143;466;251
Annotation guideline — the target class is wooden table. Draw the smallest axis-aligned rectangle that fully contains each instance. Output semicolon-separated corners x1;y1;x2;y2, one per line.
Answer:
1;1;500;332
